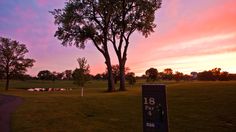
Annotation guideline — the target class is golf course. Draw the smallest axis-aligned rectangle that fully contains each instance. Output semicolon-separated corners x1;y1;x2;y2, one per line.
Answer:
0;80;235;132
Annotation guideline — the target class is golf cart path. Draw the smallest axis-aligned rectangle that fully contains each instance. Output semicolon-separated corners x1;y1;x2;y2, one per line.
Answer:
0;94;23;132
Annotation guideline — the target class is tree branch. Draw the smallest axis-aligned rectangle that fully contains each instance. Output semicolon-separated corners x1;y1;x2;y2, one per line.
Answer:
91;38;105;55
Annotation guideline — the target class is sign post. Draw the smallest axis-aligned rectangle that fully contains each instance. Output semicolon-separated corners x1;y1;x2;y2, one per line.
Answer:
142;84;169;132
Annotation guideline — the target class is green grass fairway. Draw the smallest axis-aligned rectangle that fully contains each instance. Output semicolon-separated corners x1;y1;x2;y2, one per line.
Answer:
0;80;236;132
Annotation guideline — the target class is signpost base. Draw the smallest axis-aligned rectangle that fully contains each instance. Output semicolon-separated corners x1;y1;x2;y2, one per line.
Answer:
142;84;169;132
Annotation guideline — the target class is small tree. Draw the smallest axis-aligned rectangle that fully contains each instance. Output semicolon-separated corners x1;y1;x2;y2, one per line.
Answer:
64;70;73;80
173;71;184;82
163;68;173;80
37;70;54;80
94;73;102;80
145;68;158;82
111;64;130;84
72;57;90;87
126;72;136;86
0;37;35;90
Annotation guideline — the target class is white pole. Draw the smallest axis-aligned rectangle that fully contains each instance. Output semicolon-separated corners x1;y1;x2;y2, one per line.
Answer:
81;87;84;97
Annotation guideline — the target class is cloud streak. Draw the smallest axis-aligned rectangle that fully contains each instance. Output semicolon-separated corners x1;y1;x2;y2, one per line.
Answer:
0;0;235;76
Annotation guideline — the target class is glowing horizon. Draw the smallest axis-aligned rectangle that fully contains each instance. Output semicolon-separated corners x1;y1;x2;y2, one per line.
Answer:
0;0;236;76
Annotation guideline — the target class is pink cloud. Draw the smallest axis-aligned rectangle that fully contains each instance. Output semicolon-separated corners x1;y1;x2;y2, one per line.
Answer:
124;0;236;75
129;0;236;58
36;0;49;6
36;0;64;7
159;0;236;45
14;6;37;20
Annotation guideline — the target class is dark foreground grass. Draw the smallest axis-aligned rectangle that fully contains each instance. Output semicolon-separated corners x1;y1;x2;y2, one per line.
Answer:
0;80;236;132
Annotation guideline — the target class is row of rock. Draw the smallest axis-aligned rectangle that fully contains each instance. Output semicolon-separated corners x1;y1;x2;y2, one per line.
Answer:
27;88;72;92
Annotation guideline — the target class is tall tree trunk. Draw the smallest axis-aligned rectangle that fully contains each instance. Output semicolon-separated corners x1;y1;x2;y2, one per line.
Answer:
119;65;126;91
5;67;9;91
105;58;116;92
119;60;126;91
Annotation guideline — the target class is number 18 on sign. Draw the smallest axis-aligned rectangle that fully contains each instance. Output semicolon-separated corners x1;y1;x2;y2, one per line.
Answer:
142;84;169;132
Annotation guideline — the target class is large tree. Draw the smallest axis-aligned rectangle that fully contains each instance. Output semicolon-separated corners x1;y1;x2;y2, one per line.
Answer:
51;0;118;92
0;37;35;90
109;0;162;91
51;0;161;92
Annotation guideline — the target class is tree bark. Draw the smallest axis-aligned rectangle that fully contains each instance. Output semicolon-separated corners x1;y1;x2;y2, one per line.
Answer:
105;58;116;92
5;66;9;91
118;38;129;91
119;63;126;91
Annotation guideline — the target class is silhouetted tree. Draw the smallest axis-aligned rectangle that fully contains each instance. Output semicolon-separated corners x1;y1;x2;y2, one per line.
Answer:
211;68;221;80
197;71;216;81
101;73;108;80
112;65;120;84
109;0;162;91
183;74;191;81
173;71;184;81
64;70;72;80
72;57;90;87
126;72;136;85
56;72;65;80
51;0;162;92
94;73;102;80
145;68;158;82
219;71;230;81
37;70;54;80
164;68;173;74
110;64;130;84
162;68;173;80
51;71;64;80
0;37;35;90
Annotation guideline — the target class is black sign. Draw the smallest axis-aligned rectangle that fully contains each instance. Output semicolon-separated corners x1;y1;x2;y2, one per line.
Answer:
142;84;169;132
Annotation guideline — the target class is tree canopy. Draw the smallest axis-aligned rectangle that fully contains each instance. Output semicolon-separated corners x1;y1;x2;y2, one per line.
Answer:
72;57;90;87
145;67;158;81
0;37;35;90
37;70;54;80
51;0;162;92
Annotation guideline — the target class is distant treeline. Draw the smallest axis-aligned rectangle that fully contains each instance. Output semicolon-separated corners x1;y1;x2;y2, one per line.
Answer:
0;67;235;82
142;67;236;81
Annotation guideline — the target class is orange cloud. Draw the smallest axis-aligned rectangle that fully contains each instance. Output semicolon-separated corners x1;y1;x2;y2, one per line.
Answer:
126;0;236;75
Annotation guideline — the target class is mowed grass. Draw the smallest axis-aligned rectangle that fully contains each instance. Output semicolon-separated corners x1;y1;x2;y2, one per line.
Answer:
0;80;236;132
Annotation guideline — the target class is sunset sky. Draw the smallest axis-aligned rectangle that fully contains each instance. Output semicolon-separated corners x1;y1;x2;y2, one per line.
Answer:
0;0;236;76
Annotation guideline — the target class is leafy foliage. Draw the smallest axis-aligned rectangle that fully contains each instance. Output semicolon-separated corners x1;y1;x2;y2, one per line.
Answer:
72;57;90;87
145;67;158;82
162;68;173;80
51;0;162;91
37;70;54;80
0;37;35;90
126;72;136;85
110;64;130;84
173;71;184;81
